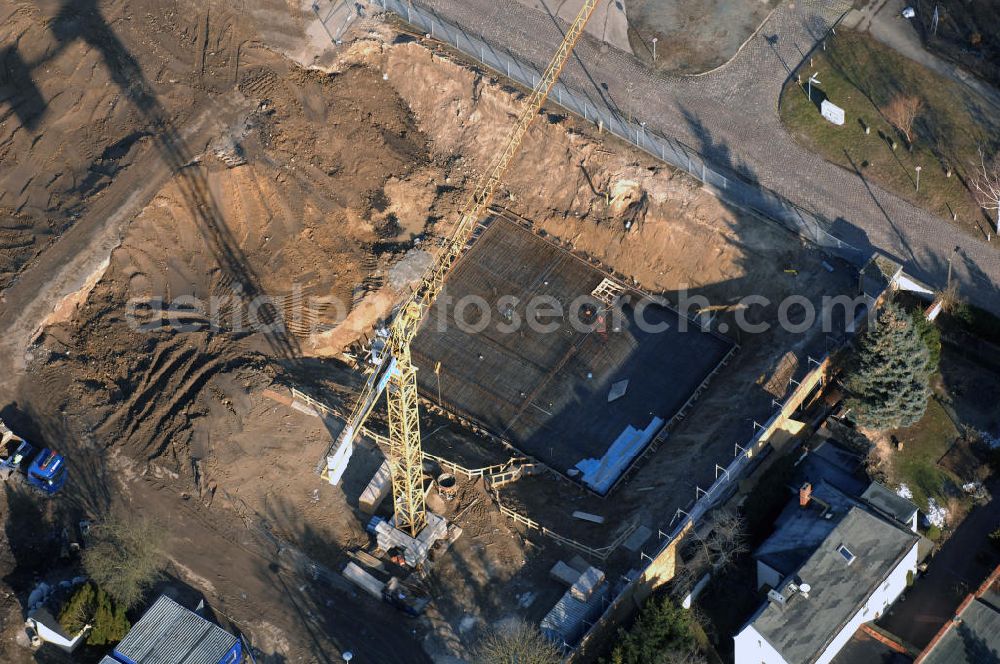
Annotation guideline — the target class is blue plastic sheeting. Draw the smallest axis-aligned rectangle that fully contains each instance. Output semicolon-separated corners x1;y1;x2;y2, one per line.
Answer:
574;417;663;494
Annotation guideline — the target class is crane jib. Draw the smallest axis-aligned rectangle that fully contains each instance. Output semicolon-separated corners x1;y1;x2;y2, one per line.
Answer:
327;0;600;537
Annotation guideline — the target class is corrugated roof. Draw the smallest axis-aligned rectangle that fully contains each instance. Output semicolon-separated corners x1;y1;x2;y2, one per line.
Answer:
100;656;120;664
541;583;608;646
114;596;237;664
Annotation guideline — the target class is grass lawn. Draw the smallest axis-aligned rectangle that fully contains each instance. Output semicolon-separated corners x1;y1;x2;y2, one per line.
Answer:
886;397;961;512
779;30;1000;239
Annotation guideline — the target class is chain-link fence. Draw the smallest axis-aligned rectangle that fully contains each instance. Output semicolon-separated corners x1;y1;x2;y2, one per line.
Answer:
371;0;864;264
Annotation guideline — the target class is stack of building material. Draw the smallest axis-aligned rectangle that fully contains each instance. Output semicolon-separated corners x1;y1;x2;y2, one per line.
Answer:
359;460;391;513
550;561;582;586
574;416;664;493
570;567;605;602
342;562;386;599
324;426;354;486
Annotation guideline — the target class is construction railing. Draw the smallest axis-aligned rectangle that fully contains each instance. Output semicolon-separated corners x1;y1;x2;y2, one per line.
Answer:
496;502;637;563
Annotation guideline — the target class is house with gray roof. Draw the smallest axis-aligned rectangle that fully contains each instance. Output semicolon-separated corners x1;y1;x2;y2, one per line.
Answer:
734;484;920;664
916;564;1000;664
753;480;856;591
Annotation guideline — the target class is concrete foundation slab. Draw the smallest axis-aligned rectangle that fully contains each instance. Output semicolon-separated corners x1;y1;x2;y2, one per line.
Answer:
411;216;734;492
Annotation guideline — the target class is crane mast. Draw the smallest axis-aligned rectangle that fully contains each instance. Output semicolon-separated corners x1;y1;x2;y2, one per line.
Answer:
340;0;600;537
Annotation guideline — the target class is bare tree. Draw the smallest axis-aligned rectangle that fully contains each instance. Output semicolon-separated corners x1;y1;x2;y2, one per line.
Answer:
82;514;165;609
881;94;923;146
697;509;748;571
661;650;709;664
938;279;963;314
972;145;1000;234
473;619;561;664
671;509;748;598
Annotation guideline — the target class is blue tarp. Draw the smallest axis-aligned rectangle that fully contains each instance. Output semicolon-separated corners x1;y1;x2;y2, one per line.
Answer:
574;417;663;493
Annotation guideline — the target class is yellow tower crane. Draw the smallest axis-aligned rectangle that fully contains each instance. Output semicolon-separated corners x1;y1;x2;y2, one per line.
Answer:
329;0;600;537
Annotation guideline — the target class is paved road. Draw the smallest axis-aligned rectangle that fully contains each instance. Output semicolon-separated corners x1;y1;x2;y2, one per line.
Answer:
879;478;1000;649
387;0;1000;314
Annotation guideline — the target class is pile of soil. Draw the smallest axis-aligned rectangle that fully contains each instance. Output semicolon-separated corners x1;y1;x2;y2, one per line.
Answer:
21;48;451;471
0;0;252;290
2;12;857;660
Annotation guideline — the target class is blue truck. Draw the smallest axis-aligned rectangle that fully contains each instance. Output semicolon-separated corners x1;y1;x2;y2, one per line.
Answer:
0;419;67;494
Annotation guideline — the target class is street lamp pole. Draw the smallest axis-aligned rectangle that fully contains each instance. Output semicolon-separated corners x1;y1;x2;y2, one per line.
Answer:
915;165;922;192
652;37;658;62
947;245;958;289
807;73;820;103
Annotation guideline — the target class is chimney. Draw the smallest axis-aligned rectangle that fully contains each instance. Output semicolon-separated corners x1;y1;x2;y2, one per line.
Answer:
800;482;812;508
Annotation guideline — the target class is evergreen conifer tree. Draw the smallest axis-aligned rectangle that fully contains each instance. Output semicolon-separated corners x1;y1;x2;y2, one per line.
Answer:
846;302;931;429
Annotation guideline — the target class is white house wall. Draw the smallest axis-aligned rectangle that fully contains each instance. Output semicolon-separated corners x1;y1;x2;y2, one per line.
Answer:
734;623;789;664
814;542;919;664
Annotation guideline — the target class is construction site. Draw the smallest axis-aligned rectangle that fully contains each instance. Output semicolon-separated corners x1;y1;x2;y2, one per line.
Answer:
0;1;861;662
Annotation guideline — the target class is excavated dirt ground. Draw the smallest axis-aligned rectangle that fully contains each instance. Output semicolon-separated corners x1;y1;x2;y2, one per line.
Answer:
0;0;250;291
1;3;857;662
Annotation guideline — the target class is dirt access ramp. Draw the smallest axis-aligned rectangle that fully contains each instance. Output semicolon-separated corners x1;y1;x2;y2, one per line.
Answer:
4;9;857;662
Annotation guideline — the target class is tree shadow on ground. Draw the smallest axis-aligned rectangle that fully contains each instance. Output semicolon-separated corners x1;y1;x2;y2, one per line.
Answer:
252;494;431;663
